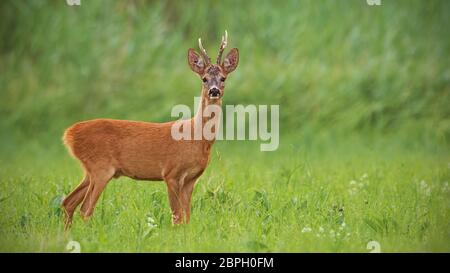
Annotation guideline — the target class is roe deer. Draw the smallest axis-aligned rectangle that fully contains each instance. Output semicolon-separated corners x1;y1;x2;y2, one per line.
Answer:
61;31;239;229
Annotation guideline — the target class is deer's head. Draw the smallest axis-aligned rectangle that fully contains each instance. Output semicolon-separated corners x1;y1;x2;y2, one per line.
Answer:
188;31;239;102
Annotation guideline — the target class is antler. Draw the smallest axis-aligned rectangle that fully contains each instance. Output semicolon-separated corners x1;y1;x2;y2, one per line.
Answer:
216;30;228;65
198;38;211;65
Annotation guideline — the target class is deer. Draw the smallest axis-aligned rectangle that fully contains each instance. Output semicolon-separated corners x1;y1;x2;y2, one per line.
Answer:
61;31;239;229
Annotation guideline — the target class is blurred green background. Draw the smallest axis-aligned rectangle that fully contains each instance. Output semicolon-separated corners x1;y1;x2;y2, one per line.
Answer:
1;0;449;158
0;0;449;252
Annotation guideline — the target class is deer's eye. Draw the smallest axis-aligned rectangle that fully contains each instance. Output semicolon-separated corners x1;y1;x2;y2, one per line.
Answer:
220;77;226;82
202;78;208;83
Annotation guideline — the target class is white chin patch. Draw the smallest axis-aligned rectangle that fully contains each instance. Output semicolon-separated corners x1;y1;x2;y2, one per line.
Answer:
209;96;220;100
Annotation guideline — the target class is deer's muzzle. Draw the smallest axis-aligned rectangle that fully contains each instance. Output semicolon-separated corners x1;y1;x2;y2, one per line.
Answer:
208;87;221;99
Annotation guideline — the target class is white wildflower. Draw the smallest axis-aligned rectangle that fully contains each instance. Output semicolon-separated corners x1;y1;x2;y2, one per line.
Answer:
146;216;158;229
349;180;360;195
420;180;431;196
301;227;312;233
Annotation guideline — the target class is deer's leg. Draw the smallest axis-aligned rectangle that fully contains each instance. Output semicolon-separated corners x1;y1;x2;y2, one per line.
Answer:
79;168;114;220
180;178;197;223
62;175;90;229
165;178;184;225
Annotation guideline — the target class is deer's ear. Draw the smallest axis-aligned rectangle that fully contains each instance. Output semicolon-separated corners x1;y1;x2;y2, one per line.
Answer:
223;48;239;74
188;48;205;74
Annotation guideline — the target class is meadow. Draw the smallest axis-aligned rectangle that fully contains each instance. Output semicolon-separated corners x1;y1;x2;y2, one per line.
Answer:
0;0;449;252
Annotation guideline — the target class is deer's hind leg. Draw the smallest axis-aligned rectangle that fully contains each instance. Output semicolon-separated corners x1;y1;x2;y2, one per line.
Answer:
79;166;115;220
62;175;90;229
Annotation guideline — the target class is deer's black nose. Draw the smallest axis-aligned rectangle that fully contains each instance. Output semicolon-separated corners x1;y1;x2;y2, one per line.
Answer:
208;88;220;98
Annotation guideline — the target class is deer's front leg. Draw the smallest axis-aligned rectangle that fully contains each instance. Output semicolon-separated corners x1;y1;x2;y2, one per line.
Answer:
165;178;184;225
181;179;197;223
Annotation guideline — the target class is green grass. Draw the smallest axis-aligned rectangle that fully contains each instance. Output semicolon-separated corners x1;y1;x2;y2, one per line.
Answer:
0;135;449;252
0;0;449;252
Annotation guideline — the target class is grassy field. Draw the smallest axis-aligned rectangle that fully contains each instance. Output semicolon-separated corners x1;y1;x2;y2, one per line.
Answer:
0;0;449;252
0;135;449;252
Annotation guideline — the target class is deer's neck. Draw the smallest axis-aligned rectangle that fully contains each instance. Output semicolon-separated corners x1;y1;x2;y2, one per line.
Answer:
193;92;222;143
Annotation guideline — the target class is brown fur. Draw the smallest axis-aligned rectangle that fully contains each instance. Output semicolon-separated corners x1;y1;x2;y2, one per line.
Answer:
61;42;239;229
